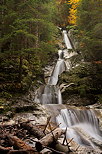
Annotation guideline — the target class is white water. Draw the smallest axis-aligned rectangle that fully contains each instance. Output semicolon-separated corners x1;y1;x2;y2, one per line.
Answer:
62;31;77;70
62;30;72;49
48;50;66;85
34;29;78;104
40;85;62;104
39;49;65;104
56;109;102;147
57;89;62;104
48;59;66;85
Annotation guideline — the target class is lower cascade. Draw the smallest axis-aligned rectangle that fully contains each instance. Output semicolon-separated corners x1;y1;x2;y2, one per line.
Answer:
56;108;102;147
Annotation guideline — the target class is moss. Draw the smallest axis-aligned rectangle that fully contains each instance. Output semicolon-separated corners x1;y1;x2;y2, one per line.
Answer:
97;94;102;104
0;92;12;99
78;85;87;97
0;99;12;114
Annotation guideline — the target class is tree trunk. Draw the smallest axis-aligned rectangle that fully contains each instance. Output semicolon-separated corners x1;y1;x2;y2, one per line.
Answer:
0;146;12;154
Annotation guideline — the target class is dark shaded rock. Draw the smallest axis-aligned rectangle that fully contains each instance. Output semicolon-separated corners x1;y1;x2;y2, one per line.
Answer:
12;104;38;113
64;94;97;106
6;111;14;118
0;106;5;113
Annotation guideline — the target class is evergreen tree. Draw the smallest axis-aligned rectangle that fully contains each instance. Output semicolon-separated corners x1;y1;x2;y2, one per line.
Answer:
76;0;102;99
0;0;58;94
77;0;102;61
56;0;71;27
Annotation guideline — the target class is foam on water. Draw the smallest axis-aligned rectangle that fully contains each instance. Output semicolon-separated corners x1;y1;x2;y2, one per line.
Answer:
56;109;102;147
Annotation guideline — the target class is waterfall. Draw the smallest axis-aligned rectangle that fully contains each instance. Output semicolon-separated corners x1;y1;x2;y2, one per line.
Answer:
62;30;72;49
34;27;102;150
39;49;65;104
62;31;77;71
48;50;66;85
56;108;102;147
48;59;66;85
34;49;65;104
34;29;78;105
40;49;66;104
40;85;62;104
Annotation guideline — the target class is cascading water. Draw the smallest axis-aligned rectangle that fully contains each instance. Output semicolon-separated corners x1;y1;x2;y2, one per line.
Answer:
62;30;77;71
35;28;102;151
40;85;62;104
35;29;77;105
48;50;66;85
39;33;74;104
35;49;66;104
62;30;72;49
56;108;102;147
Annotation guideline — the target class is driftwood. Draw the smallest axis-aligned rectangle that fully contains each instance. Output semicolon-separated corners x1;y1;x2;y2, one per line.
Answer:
0;145;12;154
7;135;36;154
35;128;64;151
40;128;64;146
20;122;44;139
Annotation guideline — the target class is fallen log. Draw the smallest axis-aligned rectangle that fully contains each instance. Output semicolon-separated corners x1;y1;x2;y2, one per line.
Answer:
20;122;44;139
40;128;64;146
7;135;37;154
8;149;33;154
8;149;29;154
0;145;12;154
35;128;64;151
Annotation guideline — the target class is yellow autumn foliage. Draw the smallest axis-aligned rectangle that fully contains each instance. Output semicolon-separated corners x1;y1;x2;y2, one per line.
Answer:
56;0;80;25
68;0;80;25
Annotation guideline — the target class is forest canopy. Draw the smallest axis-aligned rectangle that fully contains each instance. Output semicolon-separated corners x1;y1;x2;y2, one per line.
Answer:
0;0;59;94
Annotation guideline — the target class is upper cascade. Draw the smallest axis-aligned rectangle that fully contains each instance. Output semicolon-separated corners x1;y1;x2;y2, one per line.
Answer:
34;27;77;105
62;30;73;49
48;49;66;86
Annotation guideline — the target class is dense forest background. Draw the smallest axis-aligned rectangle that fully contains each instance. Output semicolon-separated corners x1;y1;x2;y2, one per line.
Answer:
0;0;102;103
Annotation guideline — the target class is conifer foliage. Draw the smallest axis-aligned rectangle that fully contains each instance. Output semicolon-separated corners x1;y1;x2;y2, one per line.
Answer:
77;0;102;61
0;0;58;94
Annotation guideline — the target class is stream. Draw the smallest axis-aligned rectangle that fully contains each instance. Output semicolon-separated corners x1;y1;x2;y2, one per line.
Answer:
34;29;102;150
